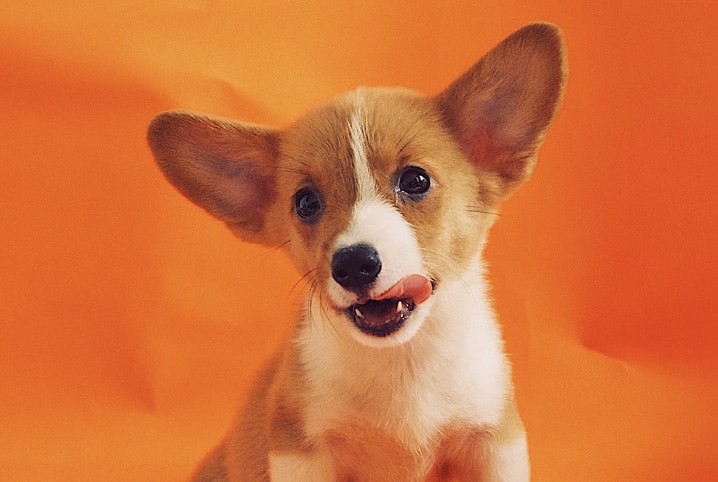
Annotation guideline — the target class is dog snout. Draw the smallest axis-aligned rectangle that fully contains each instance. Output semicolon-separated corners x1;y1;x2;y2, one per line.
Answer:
331;243;382;292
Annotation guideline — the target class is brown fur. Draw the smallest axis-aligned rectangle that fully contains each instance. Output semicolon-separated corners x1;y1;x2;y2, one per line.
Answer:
148;23;567;481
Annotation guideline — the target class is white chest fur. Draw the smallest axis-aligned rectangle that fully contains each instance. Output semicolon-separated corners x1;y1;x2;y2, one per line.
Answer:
297;258;509;453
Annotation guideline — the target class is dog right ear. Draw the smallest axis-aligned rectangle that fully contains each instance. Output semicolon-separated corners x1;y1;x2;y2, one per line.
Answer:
435;23;567;200
147;111;282;246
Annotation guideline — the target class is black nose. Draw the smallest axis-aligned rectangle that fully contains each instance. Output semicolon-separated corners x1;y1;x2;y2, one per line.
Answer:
331;243;382;291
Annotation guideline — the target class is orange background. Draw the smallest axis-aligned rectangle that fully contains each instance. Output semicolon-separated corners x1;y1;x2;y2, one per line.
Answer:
2;1;717;480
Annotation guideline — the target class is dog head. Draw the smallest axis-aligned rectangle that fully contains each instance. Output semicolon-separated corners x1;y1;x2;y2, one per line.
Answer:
147;23;566;347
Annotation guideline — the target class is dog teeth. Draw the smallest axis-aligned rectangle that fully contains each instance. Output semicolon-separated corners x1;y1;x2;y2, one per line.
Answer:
396;300;404;313
354;307;364;319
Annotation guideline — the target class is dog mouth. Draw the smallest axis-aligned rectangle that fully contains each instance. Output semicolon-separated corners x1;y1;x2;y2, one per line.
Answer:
346;274;433;338
349;298;416;337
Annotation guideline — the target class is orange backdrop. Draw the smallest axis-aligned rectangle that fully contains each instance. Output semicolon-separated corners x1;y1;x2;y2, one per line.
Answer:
2;1;717;480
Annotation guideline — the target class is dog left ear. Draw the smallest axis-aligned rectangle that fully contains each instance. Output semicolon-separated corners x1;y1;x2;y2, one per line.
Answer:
435;23;567;198
147;111;282;246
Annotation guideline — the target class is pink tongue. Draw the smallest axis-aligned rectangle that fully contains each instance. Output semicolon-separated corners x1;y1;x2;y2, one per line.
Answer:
375;274;433;305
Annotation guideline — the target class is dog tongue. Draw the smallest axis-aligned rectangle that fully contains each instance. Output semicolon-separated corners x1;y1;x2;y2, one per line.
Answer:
375;274;433;304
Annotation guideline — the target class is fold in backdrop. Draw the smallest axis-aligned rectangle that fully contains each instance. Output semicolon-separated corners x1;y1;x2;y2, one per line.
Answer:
2;1;717;480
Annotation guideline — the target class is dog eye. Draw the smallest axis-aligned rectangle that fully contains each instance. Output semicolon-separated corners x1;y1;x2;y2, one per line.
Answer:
294;188;323;222
398;166;431;197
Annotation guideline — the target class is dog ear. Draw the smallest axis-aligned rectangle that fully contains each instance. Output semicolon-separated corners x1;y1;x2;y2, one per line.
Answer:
147;111;282;245
435;23;567;199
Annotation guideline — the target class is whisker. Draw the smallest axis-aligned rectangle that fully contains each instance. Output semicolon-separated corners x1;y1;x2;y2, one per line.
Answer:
277;166;312;177
419;247;477;293
306;279;319;332
290;269;315;298
465;206;501;217
396;118;429;156
318;289;340;337
254;239;292;266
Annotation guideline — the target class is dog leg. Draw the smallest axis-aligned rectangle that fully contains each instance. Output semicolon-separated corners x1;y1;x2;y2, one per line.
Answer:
190;443;229;481
268;451;335;482
438;431;528;482
436;395;529;482
479;433;530;482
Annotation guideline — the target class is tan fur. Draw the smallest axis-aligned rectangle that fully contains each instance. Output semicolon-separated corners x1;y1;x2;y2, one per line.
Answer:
148;23;567;481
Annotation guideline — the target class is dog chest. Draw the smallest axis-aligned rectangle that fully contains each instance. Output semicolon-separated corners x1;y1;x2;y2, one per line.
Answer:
297;272;509;453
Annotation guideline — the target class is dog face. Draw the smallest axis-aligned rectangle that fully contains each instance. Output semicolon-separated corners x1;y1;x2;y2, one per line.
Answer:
148;23;566;347
274;88;497;347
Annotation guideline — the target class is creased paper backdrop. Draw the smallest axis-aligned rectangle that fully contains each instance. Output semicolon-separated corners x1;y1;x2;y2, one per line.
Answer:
2;1;717;480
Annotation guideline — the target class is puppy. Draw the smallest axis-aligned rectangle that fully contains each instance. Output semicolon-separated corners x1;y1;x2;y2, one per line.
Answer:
148;23;566;482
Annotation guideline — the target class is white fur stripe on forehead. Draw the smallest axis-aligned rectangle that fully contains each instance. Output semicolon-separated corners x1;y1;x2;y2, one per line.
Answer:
330;92;427;317
349;92;379;202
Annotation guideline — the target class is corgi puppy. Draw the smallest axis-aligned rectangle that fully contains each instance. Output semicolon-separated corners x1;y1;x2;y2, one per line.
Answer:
148;23;566;482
